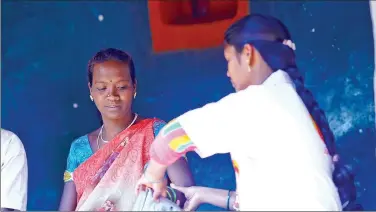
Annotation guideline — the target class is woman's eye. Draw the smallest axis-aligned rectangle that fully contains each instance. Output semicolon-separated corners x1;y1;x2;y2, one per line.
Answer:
118;86;128;90
97;87;106;91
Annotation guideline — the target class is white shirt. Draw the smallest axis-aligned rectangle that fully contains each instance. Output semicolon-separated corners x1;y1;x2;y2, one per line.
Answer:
177;70;341;211
1;129;28;211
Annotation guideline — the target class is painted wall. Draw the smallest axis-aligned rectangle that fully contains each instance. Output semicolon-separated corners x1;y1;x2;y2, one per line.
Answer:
2;1;375;210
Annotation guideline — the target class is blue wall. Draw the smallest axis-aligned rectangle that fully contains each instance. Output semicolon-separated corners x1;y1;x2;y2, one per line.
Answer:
2;1;375;210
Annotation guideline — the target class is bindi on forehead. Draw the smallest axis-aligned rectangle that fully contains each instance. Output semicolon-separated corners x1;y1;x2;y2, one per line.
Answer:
94;79;130;84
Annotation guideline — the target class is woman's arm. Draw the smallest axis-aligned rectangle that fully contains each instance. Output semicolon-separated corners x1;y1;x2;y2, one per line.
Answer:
152;120;195;207
200;188;237;211
150;119;197;166
59;141;79;211
171;184;237;211
166;158;195;208
58;182;77;211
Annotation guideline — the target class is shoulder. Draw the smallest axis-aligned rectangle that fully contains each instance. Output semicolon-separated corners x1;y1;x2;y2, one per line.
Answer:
1;129;26;155
65;135;92;174
68;134;93;159
153;119;166;129
152;118;166;137
137;117;166;137
70;134;90;149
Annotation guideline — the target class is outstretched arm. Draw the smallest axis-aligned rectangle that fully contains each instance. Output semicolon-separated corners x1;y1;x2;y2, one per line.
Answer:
171;184;237;211
150;119;197;166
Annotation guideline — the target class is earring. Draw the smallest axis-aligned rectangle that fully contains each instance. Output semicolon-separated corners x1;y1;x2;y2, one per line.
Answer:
246;60;251;72
90;95;94;101
133;92;137;99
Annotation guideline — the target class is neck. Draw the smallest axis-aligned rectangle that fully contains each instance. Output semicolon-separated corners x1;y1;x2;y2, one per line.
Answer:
251;64;273;85
101;112;135;141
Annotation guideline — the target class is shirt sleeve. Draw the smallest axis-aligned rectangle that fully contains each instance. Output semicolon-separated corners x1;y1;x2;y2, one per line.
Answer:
1;134;28;211
177;85;271;158
152;120;188;162
64;142;79;183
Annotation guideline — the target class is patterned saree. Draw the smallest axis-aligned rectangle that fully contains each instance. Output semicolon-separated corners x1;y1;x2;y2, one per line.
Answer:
73;118;158;211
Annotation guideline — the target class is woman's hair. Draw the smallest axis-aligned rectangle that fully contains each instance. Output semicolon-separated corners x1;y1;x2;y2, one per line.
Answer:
87;48;136;86
87;48;136;125
225;14;360;210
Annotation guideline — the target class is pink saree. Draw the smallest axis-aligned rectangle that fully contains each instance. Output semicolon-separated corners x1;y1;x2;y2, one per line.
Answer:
73;118;158;211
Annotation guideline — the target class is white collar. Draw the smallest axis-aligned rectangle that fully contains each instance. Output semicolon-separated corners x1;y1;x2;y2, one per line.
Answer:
263;69;293;86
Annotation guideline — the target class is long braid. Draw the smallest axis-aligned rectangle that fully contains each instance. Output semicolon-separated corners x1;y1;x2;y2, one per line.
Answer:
225;13;361;211
284;67;336;155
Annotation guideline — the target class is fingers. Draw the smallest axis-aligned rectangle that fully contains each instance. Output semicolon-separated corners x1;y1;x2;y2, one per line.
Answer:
170;183;187;194
135;177;148;194
152;189;167;201
183;200;190;211
135;179;142;194
183;200;198;211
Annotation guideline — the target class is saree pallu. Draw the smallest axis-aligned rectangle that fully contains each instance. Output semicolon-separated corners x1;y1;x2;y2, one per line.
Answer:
73;118;158;211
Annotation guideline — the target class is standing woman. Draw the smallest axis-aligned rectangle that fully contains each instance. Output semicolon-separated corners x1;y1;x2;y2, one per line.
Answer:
59;48;194;211
136;14;359;211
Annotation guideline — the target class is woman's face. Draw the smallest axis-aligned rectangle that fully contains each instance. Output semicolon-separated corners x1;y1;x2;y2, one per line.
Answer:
224;44;253;92
89;60;135;121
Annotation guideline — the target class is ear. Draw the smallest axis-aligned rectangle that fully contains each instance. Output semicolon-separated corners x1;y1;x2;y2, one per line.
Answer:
242;44;254;66
242;44;258;67
133;79;137;93
88;82;92;94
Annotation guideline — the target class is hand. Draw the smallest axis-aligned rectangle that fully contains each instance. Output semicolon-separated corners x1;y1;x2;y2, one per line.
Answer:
171;184;206;211
135;160;169;201
135;172;168;201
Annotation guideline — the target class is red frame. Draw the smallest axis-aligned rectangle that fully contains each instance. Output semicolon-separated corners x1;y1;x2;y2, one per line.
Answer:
148;0;250;53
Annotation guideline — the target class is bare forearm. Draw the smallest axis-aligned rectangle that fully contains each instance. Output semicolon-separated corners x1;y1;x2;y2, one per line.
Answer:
167;158;195;207
200;188;236;211
59;182;77;211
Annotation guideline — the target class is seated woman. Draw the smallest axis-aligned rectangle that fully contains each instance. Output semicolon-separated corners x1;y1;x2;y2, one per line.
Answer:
58;48;194;211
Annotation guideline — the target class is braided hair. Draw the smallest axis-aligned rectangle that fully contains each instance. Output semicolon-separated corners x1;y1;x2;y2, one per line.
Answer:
224;14;360;210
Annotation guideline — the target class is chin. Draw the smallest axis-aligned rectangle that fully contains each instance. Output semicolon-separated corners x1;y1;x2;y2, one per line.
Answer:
233;85;240;92
103;112;125;120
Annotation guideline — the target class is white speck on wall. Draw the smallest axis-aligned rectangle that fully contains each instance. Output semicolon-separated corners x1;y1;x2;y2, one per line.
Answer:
325;75;374;138
311;28;315;32
73;103;78;108
98;14;104;22
371;1;376;129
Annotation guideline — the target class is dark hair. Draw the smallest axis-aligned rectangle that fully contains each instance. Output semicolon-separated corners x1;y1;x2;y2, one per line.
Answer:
87;48;136;86
225;14;359;210
87;48;136;125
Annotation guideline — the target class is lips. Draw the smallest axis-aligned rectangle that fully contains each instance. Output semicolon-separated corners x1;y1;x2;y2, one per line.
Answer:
105;105;121;110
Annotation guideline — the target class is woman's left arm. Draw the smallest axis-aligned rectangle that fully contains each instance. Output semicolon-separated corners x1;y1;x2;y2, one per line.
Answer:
166;157;195;207
152;120;195;207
